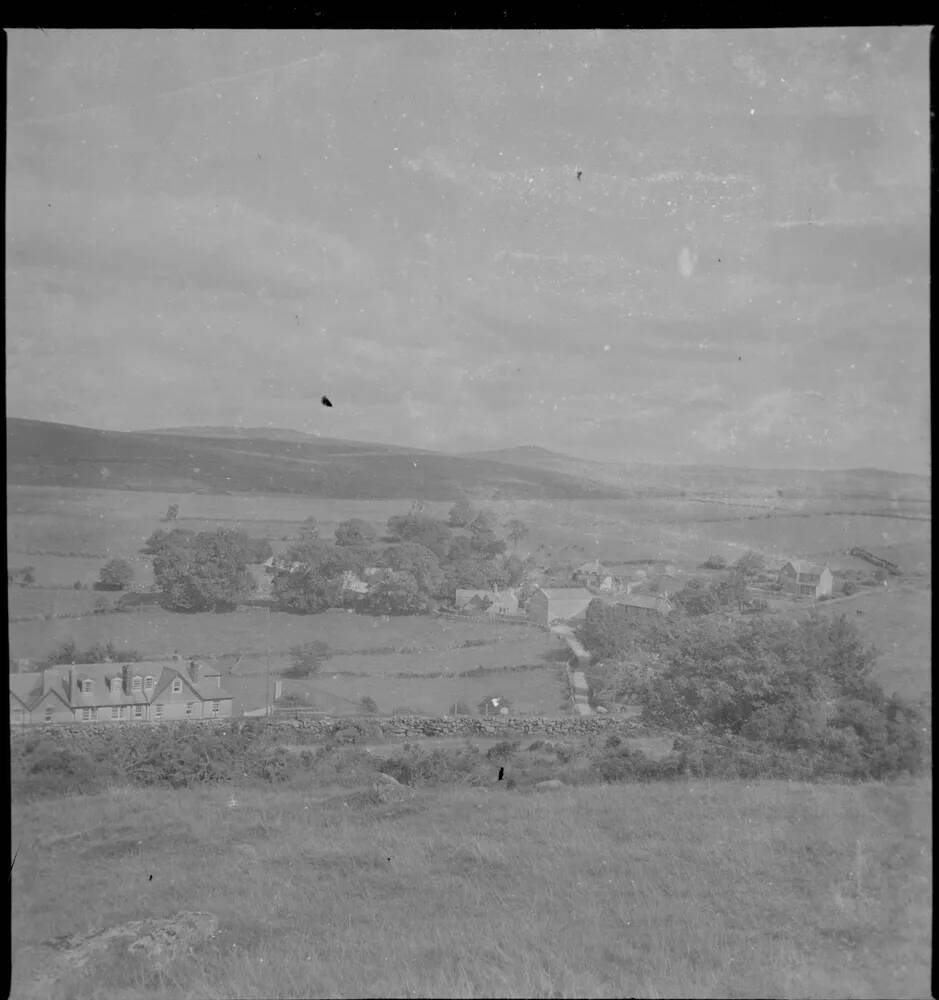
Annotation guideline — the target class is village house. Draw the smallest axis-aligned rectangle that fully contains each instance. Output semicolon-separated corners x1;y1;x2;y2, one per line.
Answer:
778;560;833;598
9;659;233;725
572;560;620;593
613;593;674;622
527;587;594;628
454;589;520;616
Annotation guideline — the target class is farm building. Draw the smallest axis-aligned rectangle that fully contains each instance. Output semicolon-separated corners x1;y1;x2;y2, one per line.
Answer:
9;659;232;725
454;589;519;616
778;560;833;598
613;593;674;621
527;587;594;627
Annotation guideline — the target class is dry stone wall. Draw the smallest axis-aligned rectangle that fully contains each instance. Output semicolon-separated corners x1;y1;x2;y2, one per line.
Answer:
10;712;648;750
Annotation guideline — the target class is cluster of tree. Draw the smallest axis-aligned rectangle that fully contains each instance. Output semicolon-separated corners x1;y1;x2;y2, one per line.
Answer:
43;639;143;666
581;604;924;779
144;528;255;612
671;550;767;616
269;503;530;616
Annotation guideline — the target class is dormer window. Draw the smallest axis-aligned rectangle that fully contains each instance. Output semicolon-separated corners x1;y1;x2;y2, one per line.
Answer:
144;676;156;691
131;676;142;691
82;679;93;694
171;679;183;694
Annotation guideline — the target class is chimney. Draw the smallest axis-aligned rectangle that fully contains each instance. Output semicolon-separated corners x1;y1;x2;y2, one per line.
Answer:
188;659;202;684
69;666;77;702
122;663;132;694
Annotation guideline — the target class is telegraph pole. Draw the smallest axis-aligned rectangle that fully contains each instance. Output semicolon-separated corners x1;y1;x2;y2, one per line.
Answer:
266;605;271;716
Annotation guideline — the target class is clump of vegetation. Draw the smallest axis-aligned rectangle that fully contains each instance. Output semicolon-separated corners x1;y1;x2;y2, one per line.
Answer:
700;554;727;569
283;641;330;678
359;696;379;714
42;639;142;666
96;558;134;591
9;566;36;587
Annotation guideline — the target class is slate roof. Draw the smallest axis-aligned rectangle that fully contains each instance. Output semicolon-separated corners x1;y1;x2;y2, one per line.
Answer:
619;594;673;613
783;559;828;576
535;588;594;600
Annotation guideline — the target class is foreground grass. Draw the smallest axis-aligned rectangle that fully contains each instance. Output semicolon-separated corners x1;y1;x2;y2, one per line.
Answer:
12;777;931;999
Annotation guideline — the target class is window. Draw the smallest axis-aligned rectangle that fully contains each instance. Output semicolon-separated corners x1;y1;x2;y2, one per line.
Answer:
45;708;54;723
211;701;220;714
82;708;96;721
131;676;142;691
82;679;93;694
111;706;121;719
171;679;183;694
144;676;156;691
12;710;25;724
154;704;164;719
185;702;194;716
133;704;143;719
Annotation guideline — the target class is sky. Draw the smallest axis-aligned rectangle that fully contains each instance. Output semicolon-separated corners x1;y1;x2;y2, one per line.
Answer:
5;28;931;473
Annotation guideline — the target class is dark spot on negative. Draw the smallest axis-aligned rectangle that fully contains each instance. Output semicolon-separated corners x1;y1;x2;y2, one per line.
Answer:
321;396;333;407
498;767;504;781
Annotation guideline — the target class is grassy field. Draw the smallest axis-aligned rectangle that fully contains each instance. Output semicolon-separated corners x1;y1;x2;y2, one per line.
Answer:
816;584;932;703
11;778;931;999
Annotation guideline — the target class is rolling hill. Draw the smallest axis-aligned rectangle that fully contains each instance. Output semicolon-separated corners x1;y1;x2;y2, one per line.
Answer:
5;418;628;501
467;447;930;503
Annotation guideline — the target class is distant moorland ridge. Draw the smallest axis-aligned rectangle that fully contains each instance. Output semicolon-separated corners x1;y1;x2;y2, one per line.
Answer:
7;417;929;503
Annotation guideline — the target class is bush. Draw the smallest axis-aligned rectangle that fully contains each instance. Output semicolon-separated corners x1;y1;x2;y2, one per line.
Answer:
486;740;520;761
701;555;727;570
97;558;134;591
73;581;84;590
591;747;682;784
842;580;859;596
360;696;379;714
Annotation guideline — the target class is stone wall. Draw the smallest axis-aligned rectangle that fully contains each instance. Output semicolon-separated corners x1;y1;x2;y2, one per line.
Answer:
10;712;649;749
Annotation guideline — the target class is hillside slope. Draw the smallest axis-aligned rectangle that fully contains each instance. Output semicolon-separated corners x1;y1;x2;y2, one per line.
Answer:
5;418;627;501
468;447;930;503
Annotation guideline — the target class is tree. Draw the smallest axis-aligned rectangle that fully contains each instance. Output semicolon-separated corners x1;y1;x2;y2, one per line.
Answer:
164;503;180;522
299;516;319;540
366;570;427;615
385;513;451;558
246;538;274;564
97;559;134;591
448;499;475;527
502;554;526;587
153;529;254;612
447;535;474;562
142;527;194;555
272;566;341;614
335;518;377;547
377;542;443;598
506;519;529;550
733;550;766;578
672;577;720;617
360;696;379;714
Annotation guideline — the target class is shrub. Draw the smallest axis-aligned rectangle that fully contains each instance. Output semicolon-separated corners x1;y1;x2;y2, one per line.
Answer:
73;581;83;590
701;555;727;570
842;580;859;596
97;558;134;591
359;696;379;714
486;740;520;761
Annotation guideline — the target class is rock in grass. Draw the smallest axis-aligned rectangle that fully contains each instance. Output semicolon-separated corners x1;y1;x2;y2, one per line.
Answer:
535;779;564;792
20;912;218;999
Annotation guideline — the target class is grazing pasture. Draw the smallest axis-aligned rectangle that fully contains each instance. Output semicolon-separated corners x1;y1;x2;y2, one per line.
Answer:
11;778;930;999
